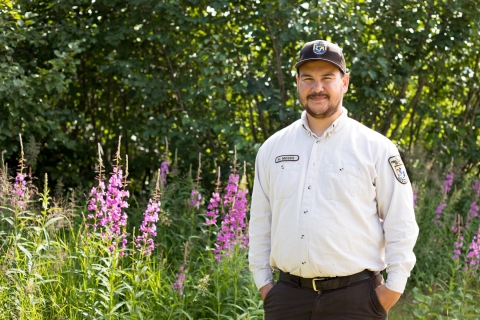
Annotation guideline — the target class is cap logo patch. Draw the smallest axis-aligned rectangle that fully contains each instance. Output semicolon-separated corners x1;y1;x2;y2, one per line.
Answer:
388;155;408;184
313;42;327;55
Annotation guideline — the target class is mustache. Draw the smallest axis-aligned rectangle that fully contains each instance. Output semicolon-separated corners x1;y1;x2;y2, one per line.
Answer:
307;93;329;99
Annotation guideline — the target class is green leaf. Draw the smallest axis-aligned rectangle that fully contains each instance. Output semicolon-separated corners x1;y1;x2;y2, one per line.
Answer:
17;244;33;260
45;216;64;228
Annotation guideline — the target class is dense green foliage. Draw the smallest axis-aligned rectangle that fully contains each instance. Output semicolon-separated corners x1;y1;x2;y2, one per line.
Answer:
1;0;479;193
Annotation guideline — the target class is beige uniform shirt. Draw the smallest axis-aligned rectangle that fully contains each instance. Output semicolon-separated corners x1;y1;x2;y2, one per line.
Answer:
248;108;419;293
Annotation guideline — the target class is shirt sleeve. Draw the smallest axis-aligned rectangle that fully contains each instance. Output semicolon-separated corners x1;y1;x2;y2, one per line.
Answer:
248;145;274;289
375;143;419;293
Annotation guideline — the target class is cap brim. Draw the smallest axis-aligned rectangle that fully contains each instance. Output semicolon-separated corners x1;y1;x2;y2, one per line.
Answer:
295;58;345;73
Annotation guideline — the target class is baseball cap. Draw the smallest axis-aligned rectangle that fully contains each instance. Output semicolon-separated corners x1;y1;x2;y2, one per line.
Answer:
295;40;346;74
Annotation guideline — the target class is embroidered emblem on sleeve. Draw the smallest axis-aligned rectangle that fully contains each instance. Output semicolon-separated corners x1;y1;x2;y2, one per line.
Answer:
388;155;408;184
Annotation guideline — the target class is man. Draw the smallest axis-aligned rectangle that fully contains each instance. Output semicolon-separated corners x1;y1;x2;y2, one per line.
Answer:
248;40;419;319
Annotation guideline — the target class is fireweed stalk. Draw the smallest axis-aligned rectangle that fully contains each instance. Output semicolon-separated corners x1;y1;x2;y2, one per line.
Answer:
160;161;169;187
189;190;202;210
214;162;249;262
453;215;464;260
87;141;129;255
136;169;161;255
189;153;202;210
466;180;480;229
173;242;189;295
11;134;28;211
173;264;187;296
453;235;464;260
464;227;480;273
205;167;222;226
160;137;170;187
433;172;454;227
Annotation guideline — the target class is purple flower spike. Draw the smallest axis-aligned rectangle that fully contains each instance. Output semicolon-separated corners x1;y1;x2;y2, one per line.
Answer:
173;264;187;295
466;201;479;229
441;172;454;195
189;190;202;210
432;202;446;227
205;192;221;225
213;173;249;261
136;198;161;255
453;234;463;260
160;161;169;186
12;172;27;210
87;165;129;255
465;228;480;273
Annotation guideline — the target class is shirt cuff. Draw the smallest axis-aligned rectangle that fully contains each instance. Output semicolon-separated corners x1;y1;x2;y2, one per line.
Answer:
385;272;408;293
253;268;274;290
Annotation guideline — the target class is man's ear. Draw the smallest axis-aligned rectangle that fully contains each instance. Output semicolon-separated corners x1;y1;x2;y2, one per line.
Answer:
342;73;350;93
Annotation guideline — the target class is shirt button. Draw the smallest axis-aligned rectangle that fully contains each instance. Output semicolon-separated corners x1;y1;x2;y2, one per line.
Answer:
302;260;306;265
304;210;308;214
301;235;304;239
308;185;312;190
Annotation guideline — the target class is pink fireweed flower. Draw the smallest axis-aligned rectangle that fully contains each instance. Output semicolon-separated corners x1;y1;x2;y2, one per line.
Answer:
433;202;446;227
160;161;169;186
205;192;221;225
87;167;129;254
223;173;239;207
473;180;480;193
173;264;187;295
189;189;202;210
441;172;454;195
453;234;463;260
136;198;161;255
432;172;454;228
465;228;480;273
466;201;479;229
214;173;249;262
413;192;418;207
11;172;27;209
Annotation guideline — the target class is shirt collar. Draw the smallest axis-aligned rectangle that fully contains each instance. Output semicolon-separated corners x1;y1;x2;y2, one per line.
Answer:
301;107;349;139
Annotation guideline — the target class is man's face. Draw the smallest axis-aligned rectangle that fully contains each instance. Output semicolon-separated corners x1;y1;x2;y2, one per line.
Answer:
296;60;349;119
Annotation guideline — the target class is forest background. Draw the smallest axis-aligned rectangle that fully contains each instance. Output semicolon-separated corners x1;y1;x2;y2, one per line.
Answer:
1;0;480;319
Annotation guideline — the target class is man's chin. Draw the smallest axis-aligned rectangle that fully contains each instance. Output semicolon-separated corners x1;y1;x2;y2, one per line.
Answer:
305;106;339;119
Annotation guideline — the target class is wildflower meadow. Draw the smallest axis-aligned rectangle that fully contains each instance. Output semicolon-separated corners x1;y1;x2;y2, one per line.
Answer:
0;136;260;319
0;135;479;319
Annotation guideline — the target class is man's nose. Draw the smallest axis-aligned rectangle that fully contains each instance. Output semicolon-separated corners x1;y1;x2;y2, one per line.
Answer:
311;80;323;92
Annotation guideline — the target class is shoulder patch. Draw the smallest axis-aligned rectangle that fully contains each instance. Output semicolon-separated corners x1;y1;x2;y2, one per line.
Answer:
388;155;408;184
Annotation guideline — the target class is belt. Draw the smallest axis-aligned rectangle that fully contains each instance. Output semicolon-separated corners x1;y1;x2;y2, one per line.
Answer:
279;269;377;292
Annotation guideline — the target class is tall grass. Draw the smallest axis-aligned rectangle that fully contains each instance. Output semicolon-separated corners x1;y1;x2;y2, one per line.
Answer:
0;138;479;319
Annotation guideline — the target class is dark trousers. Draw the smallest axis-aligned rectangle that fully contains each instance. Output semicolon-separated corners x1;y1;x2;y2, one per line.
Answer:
263;273;387;320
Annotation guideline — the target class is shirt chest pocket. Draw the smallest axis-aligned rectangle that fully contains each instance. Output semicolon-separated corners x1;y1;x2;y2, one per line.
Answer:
320;163;359;202
270;162;300;200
